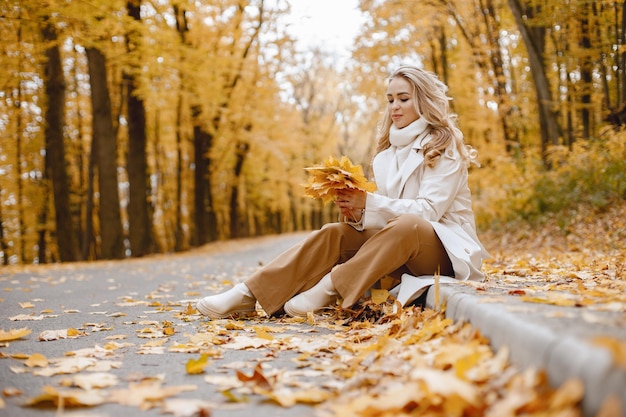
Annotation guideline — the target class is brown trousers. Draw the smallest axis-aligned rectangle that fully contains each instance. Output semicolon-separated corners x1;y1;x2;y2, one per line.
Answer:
245;213;454;315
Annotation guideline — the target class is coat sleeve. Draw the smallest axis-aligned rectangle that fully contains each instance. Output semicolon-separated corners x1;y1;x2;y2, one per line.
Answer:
363;148;466;229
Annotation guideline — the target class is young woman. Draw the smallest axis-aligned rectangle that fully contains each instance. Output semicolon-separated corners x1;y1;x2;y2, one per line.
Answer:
197;64;488;319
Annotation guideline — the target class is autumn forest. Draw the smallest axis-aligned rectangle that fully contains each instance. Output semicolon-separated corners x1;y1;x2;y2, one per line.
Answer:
1;0;625;265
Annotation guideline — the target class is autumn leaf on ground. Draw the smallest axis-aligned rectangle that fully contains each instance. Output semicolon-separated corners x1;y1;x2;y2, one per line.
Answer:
0;328;31;342
236;364;273;390
161;398;214;417
108;380;196;410
61;372;120;390
186;354;210;374
31;357;98;377
183;303;196;315
38;328;84;341
304;155;377;205
24;353;48;368
370;288;390;305
9;314;44;321
24;385;106;408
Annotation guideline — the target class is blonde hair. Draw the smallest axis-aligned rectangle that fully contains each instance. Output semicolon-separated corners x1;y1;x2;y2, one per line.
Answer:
375;65;478;168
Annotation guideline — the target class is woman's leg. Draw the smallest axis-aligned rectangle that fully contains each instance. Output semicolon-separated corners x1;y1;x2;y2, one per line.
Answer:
332;214;453;307
244;223;378;315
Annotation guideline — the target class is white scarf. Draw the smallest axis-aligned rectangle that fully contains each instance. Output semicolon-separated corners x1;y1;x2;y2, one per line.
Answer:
386;117;430;198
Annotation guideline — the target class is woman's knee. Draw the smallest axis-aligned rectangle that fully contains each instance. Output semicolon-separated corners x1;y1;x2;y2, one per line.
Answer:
314;222;354;241
388;213;431;230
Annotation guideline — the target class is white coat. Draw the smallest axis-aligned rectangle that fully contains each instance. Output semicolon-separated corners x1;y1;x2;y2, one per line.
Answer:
363;134;488;282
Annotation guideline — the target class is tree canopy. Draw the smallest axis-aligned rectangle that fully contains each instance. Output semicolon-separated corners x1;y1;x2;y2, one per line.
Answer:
1;0;624;264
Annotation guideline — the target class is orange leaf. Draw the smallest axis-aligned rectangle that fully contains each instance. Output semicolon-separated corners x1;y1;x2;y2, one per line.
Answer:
236;364;272;390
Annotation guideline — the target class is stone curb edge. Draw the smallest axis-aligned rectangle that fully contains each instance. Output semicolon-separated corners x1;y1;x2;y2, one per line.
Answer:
425;284;626;417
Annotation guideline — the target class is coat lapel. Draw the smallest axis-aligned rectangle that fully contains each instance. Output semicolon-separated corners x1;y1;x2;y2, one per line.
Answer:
398;136;427;196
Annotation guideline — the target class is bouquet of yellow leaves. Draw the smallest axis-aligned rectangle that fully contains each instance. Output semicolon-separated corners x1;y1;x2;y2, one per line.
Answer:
304;156;377;205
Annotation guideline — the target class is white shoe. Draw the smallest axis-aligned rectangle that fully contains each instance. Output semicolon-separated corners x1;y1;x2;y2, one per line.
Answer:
284;274;337;318
196;283;256;319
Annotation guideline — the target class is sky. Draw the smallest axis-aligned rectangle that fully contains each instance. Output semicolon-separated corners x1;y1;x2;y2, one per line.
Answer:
285;0;365;58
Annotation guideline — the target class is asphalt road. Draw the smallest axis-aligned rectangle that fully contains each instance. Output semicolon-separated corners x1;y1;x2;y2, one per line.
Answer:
0;233;316;417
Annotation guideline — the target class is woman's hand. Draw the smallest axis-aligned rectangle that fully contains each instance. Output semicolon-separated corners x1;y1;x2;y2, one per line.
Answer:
334;189;366;222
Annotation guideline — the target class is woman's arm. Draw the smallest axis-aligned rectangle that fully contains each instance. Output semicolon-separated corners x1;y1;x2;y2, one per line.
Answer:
367;152;466;225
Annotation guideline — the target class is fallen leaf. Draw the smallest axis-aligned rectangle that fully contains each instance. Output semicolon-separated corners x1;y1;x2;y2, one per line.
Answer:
38;328;85;341
64;372;120;390
8;314;44;321
161;398;213;417
370;288;389;305
24;385;106;408
108;380;196;410
236;364;272;390
24;353;48;368
2;387;23;397
0;328;31;342
186;354;210;375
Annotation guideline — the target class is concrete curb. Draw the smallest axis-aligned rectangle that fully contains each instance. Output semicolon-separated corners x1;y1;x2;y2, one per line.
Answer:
425;284;626;417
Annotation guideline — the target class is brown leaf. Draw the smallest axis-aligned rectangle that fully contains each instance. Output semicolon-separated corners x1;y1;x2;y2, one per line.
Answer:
236;364;272;390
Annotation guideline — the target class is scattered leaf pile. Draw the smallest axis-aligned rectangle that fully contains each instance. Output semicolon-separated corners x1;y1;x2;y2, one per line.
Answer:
1;201;625;416
0;290;597;417
304;155;377;205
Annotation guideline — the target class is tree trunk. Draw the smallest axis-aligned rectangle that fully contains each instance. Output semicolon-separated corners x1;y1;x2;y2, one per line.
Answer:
481;0;519;152
508;0;563;166
192;116;217;245
174;4;189;251
125;0;154;257
41;20;80;262
0;185;10;265
579;2;593;139
86;46;125;259
83;134;97;259
229;141;250;238
173;4;217;246
622;1;626;106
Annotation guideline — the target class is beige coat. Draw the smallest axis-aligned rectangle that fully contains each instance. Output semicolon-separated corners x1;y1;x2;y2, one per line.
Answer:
363;135;488;281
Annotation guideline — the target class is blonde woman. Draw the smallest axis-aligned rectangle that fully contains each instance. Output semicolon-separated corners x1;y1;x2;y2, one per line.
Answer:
197;64;488;319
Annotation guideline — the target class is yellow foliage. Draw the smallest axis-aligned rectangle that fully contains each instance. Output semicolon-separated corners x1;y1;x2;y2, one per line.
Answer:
185;354;210;375
304;156;377;205
0;328;31;342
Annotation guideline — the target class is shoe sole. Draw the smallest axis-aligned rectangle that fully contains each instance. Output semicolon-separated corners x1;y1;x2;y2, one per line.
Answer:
196;302;256;319
283;302;308;318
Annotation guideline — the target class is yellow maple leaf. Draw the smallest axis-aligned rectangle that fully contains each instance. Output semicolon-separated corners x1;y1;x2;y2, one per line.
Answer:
186;354;210;374
183;303;196;315
371;289;389;305
24;353;49;368
254;326;274;340
66;328;82;337
304;156;377;205
0;328;31;342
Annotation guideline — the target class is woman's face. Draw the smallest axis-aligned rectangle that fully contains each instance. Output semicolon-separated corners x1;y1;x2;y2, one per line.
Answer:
387;76;420;129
